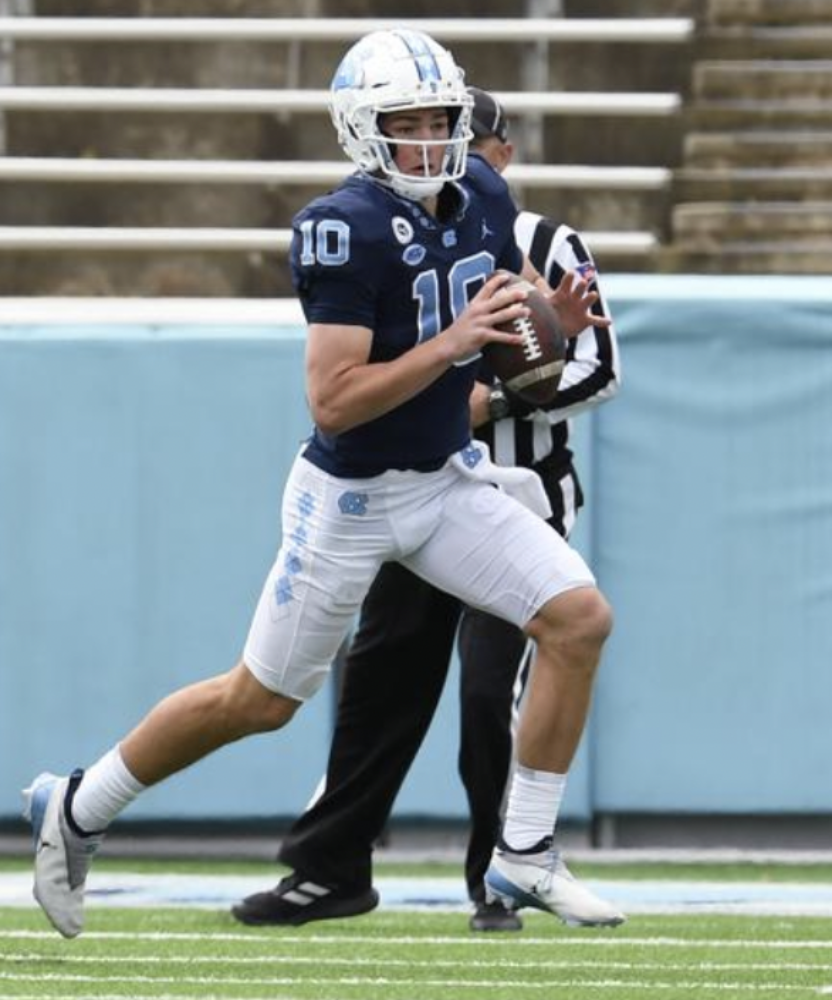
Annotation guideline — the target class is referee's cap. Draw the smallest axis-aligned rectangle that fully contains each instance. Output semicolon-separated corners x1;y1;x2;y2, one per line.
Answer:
468;87;509;144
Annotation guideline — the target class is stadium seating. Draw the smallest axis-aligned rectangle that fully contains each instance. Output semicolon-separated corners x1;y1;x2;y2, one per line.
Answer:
0;9;692;295
1;2;827;294
669;0;832;272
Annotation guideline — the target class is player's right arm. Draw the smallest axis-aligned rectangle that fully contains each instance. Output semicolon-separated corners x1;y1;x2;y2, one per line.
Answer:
306;273;526;436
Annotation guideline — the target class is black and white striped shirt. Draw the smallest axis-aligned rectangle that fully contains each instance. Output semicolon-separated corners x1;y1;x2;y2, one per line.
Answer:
476;210;621;489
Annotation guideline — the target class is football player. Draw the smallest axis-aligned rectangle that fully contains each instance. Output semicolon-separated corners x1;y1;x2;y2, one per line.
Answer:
24;29;623;938
233;85;621;933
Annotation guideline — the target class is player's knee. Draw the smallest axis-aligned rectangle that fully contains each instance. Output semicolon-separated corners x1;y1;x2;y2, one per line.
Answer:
528;586;613;660
222;661;301;737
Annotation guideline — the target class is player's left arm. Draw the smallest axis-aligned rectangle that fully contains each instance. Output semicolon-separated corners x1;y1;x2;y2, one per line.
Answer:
519;225;621;423
519;257;610;340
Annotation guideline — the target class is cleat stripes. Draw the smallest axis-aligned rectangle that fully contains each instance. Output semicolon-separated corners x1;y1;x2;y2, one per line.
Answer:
283;882;333;906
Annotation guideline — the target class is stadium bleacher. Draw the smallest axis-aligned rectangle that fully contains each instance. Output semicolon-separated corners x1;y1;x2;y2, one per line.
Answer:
0;9;693;295
0;3;829;287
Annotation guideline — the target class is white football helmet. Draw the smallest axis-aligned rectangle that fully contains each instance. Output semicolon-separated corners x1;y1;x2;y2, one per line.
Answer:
329;29;473;201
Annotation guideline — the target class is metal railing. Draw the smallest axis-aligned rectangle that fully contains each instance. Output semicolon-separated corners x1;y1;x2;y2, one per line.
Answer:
0;226;658;257
0;15;684;263
0;157;672;190
0;16;694;44
0;87;681;116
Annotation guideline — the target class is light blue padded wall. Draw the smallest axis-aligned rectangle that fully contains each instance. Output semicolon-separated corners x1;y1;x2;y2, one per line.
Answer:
2;275;831;822
592;275;832;814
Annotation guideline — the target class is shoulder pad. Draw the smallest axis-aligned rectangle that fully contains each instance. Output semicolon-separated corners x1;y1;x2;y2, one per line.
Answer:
464;154;512;199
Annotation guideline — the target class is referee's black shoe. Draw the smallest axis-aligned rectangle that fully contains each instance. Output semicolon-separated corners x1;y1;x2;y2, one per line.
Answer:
469;900;524;932
231;871;379;926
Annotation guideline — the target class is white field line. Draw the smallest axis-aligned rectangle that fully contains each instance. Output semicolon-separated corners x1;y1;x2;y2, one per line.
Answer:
6;872;832;916
0;996;345;1000
0;971;821;992
0;996;383;1000
2;994;826;1000
0;996;375;1000
0;994;820;1000
2;952;832;973
0;992;688;1000
6;928;832;949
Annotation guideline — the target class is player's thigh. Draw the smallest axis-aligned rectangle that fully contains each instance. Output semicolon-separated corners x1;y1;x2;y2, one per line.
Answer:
404;481;595;629
243;457;390;701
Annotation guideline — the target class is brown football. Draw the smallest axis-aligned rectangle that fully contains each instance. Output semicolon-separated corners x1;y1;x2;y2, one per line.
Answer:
482;273;567;405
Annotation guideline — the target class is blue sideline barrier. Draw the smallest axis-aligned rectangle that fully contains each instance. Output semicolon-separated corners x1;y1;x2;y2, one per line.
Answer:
2;275;831;824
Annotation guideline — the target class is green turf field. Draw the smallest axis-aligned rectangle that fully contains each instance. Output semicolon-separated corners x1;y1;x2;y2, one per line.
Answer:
2;860;832;999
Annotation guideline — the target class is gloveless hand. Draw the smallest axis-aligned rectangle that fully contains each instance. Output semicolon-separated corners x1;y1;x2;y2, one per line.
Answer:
547;271;612;338
439;271;527;363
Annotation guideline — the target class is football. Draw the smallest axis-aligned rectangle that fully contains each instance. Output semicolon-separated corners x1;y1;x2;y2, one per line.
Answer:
483;273;567;405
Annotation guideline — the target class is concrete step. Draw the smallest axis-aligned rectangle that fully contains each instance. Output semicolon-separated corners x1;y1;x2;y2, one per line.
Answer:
672;200;832;240
683;131;832;169
674;166;832;200
702;25;832;60
693;60;832;102
661;240;832;274
707;0;832;27
0;180;284;229
4;109;338;162
0;249;291;297
688;99;832;131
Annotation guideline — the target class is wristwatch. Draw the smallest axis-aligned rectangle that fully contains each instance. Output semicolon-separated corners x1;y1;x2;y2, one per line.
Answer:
487;386;512;422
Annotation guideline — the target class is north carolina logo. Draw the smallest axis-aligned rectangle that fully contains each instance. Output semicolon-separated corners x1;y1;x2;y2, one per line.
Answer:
460;444;484;469
338;491;369;516
403;244;427;266
392;216;414;244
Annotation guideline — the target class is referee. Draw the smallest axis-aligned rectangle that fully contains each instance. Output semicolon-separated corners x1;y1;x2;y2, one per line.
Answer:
233;86;621;933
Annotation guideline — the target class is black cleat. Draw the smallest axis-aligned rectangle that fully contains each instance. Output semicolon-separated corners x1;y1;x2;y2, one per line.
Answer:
469;899;524;932
231;871;379;927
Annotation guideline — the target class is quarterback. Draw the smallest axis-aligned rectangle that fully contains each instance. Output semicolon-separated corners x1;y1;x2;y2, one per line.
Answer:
24;28;623;937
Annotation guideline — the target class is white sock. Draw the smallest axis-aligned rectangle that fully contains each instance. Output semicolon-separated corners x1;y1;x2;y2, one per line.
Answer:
501;765;567;851
71;745;145;833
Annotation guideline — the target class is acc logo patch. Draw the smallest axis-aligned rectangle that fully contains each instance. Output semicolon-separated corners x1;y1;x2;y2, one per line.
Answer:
392;216;414;244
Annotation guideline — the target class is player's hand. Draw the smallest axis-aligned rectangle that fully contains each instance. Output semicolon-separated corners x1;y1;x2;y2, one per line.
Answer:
440;272;526;364
547;271;611;338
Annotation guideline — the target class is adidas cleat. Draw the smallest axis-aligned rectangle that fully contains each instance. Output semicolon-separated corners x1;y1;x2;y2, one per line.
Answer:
232;871;379;927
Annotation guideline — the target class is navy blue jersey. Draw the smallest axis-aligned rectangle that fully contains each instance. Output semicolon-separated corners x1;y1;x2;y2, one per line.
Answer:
291;157;523;477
